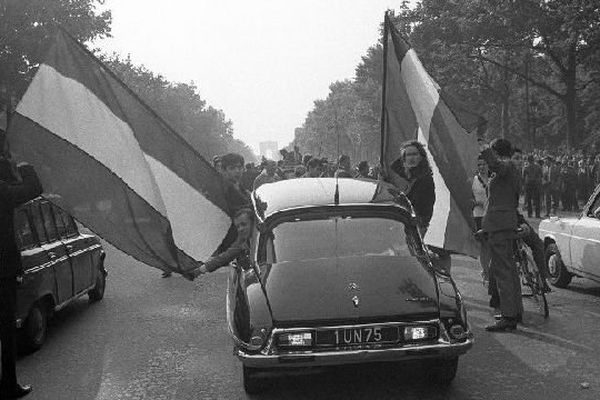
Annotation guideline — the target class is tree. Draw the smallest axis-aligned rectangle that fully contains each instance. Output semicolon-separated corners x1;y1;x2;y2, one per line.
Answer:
104;54;255;163
0;0;112;107
395;0;600;149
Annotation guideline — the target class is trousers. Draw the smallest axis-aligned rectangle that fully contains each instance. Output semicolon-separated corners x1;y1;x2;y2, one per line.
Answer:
0;276;18;389
485;230;524;318
525;184;541;217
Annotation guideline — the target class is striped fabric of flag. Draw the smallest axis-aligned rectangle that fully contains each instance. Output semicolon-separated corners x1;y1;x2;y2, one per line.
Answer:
381;15;479;257
8;29;232;274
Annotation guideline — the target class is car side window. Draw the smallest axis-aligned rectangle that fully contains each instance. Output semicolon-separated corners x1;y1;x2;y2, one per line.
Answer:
258;234;276;264
41;202;59;242
53;205;68;239
30;203;48;244
14;209;36;250
588;193;600;219
63;213;79;238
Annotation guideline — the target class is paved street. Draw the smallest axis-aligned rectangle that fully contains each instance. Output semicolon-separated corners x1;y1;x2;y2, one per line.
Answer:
17;237;600;400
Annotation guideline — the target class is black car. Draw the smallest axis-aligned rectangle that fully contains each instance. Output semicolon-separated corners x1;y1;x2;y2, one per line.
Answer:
13;197;107;352
226;178;473;393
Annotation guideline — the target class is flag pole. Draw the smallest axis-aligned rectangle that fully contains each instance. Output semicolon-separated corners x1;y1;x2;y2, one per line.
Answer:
379;11;390;172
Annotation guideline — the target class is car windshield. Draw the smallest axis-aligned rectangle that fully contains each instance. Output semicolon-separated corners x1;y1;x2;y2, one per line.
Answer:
259;215;422;264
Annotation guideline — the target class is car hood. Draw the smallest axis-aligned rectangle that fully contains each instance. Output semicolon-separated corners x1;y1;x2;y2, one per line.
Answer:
259;255;439;327
539;216;580;233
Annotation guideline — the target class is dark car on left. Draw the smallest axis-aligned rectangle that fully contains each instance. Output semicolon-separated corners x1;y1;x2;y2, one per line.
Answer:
12;197;107;352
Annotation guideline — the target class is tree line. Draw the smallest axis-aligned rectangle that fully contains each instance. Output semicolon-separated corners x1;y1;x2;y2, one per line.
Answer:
0;0;254;163
294;0;600;163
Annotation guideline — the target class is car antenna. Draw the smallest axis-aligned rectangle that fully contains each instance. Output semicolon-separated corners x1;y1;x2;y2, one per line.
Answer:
334;96;340;206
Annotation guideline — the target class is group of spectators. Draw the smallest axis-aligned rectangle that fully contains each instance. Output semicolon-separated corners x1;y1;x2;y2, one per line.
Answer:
178;148;382;280
212;147;381;194
505;148;600;218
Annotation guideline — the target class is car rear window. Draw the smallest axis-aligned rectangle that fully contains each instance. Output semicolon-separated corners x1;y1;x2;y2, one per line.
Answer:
259;216;422;264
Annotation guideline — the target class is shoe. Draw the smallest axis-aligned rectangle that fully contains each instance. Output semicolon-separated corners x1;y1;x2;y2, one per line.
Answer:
0;384;32;399
485;318;517;332
161;271;172;278
494;313;522;323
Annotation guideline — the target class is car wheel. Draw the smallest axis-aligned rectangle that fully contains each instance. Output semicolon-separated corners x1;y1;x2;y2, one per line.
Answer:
427;357;458;386
545;243;572;288
21;302;48;353
243;365;269;394
89;266;106;303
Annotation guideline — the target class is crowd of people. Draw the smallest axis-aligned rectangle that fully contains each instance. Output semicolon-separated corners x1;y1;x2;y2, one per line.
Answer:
181;148;382;280
212;146;381;194
505;148;600;218
0;127;568;397
166;137;566;336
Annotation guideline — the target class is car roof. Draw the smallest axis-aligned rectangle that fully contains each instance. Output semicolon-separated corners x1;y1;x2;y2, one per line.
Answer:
252;177;414;222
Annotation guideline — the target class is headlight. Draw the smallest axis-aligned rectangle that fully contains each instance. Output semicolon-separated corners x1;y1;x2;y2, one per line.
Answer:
403;326;437;342
277;331;313;348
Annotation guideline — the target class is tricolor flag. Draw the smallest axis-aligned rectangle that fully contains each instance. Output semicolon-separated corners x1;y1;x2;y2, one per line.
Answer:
380;14;480;257
8;29;232;275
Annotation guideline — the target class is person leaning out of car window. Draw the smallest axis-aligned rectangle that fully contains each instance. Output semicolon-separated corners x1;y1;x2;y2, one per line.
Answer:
0;136;43;399
479;138;524;332
187;208;254;278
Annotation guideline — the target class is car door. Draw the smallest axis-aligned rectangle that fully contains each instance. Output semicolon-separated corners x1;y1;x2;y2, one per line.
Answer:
569;190;600;279
53;205;94;294
38;201;74;305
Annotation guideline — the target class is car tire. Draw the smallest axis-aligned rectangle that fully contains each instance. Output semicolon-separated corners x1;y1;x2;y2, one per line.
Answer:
243;365;269;394
428;357;458;386
21;301;48;353
89;266;106;303
545;243;572;288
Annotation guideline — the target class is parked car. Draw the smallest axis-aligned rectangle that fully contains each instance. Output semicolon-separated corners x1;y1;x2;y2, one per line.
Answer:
13;197;107;352
539;184;600;288
227;178;473;394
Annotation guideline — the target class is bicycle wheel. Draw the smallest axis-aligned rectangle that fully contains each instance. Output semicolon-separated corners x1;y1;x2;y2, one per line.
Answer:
523;250;549;318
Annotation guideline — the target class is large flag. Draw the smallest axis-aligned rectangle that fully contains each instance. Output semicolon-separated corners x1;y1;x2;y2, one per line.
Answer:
380;14;480;257
8;29;232;274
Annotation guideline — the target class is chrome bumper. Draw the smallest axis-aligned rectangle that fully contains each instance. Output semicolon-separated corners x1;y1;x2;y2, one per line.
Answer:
237;335;473;369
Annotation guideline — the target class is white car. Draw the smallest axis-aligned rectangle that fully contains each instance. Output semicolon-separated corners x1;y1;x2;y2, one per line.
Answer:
538;184;600;288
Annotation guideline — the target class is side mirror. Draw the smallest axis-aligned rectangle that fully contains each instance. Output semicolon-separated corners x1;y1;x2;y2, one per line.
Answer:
593;207;600;219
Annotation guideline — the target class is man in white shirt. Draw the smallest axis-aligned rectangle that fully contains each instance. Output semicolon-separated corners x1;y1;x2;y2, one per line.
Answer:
472;155;489;285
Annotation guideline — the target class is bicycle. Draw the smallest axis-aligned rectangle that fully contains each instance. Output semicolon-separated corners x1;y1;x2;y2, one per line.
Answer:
514;229;549;318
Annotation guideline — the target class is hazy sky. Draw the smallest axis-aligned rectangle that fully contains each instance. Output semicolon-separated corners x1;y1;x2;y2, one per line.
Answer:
96;0;404;154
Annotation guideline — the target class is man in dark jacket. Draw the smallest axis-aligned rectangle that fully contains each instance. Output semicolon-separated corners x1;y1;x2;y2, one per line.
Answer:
0;139;43;399
480;138;523;332
523;155;542;218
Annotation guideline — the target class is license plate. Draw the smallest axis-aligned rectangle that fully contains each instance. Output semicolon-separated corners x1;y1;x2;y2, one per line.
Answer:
316;326;398;346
